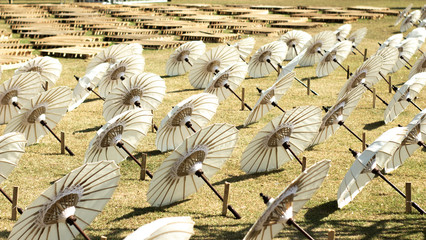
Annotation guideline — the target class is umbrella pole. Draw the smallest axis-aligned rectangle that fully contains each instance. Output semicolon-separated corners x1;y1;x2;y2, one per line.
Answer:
286;218;315;240
0;187;23;214
86;87;105;101
184;58;193;67
362;83;388;106
185;121;197;133
266;59;279;73
294;77;319;96
371;168;425;214
66;216;91;240
133;102;158;131
292;45;298;56
406;98;422;111
282;142;303;166
400;56;412;69
379;72;390;84
271;101;286;113
12;101;21;110
353;46;365;57
40;120;75;156
333;59;350;74
116;142;153;178
338;121;364;143
195;170;241;219
316;50;323;56
224;84;252;110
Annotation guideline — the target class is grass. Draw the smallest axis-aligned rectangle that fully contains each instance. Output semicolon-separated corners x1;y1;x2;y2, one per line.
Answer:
0;1;425;240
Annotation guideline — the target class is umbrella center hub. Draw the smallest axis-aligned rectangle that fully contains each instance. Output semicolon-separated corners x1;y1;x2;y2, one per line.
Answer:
1;89;18;105
310;42;323;54
260;89;275;104
397;46;404;54
350;71;367;88
403;124;421;145
101;124;124;147
177;50;191;61
38;185;83;227
111;66;126;80
267;123;294;147
173;146;208;177
171;106;193;126
323;101;346;128
258;50;272;62
213;73;229;88
206;60;221;73
28;66;43;73
421;59;426;68
324;50;337;62
105;57;116;64
27;105;47;123
123;88;143;105
361;156;377;173
286;39;297;48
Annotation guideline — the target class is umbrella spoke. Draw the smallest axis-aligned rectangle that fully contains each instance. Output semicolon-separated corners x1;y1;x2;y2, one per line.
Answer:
116;142;152;178
40;120;74;156
286;218;315;240
0;187;23;214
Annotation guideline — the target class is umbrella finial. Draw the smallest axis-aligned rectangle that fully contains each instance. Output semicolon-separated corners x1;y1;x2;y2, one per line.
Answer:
349;148;358;157
74;75;79;81
260;193;271;204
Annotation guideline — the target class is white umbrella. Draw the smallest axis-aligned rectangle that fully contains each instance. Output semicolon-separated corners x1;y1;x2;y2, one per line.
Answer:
299;31;336;67
279;30;312;60
148;123;241;218
0;72;43;124
390;38;418;73
243;159;331;240
408;53;426;79
384;109;426;173
384;72;426;124
378;34;403;50
400;10;421;33
316;40;352;77
394;4;413;26
334;24;352;41
346;27;367;56
373;46;399;81
14;56;62;90
4;86;74;155
248;41;288;78
103;72;166;121
87;43;143;72
244;72;295;126
8;160;120;240
229;37;256;60
166;41;206;76
406;28;426;49
189;45;240;89
155;93;219;152
98;54;145;98
241;106;321;174
124;216;195;240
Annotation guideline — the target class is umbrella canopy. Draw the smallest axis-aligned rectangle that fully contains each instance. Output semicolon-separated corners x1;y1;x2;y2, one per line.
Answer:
0;72;43;124
103;72;166;121
204;62;248;102
384;109;426;173
241;106;321;174
156;93;219;152
86;43;142;72
311;85;365;146
334;24;352;41
378;34;403;50
337;55;383;99
14;56;62;89
299;31;336;67
0;132;26;185
347;27;367;48
278;49;307;79
124;216;195;240
372;46;399;77
189;45;239;89
68;63;109;112
384;72;426;124
337;127;408;209
4;86;72;145
166;41;206;76
400;10;421;33
8;160;120;240
408;53;426;79
243;159;331;240
85;108;152;164
248;41;288;78
230;37;256;60
148;123;238;207
394;3;413;26
406;28;426;49
316;40;352;77
244;72;295;126
98;54;145;98
279;30;312;60
390;38;418;73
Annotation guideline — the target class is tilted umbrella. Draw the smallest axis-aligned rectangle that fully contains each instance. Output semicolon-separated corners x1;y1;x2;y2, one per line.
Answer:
279;30;312;60
98;54;145;98
228;37;256;61
248;41;287;78
400;10;421;33
155;93;219;152
4;86;74;155
299;31;336;67
373;46;399;83
243;159;331;240
103;72;166;121
394;3;413;26
148;123;241;219
406;28;426;50
68;63;109;112
244;72;295;126
311;85;365;146
166;41;206;76
346;27;367;56
0;132;26;214
14;56;62;90
241;106;321;174
378;33;403;50
0;72;43;124
189;45;239;89
86;43;142;72
390;38;418;73
8;160;120;240
124;216;195;240
384;72;426;124
384;109;426;173
408;53;426;79
84;108;153;177
316;40;352;77
334;24;352;41
337;127;425;214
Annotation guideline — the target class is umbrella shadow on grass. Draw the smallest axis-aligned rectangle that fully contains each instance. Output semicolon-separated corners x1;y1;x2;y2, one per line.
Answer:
0;230;9;238
213;169;284;186
167;88;200;94
304;200;338;223
191;222;252;240
134;149;164;158
73;125;103;133
83;97;103;104
363;120;385;130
